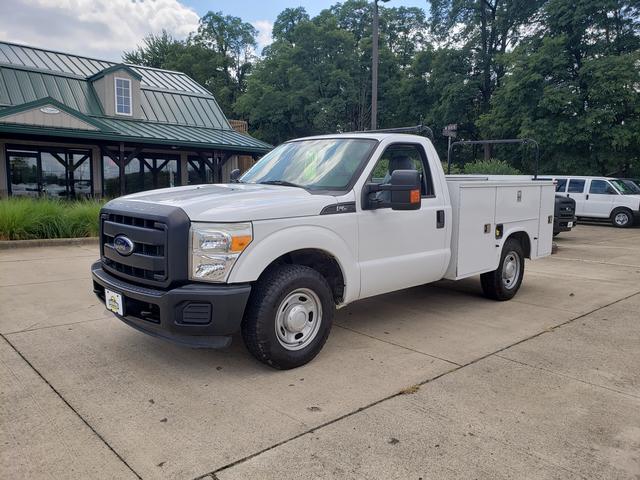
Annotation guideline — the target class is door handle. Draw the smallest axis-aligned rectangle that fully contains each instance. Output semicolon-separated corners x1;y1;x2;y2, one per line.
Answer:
586;194;589;200
436;210;445;229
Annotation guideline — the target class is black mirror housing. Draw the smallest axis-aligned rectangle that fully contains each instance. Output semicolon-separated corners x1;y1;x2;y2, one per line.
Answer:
389;170;422;210
362;169;421;210
230;168;241;182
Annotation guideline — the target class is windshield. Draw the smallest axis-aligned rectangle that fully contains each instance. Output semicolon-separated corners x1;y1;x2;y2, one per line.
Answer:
240;138;377;190
611;179;638;195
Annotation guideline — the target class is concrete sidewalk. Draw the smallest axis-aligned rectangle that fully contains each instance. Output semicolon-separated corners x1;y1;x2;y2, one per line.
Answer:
1;225;639;479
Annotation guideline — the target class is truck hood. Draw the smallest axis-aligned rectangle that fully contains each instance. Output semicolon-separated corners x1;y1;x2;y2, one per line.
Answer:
108;183;337;222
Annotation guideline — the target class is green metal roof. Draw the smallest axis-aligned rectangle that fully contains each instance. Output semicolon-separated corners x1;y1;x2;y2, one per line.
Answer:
0;67;104;114
88;64;142;82
0;98;271;152
0;41;209;95
0;41;271;153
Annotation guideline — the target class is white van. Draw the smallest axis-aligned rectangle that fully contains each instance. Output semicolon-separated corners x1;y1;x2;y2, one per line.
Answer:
541;176;640;228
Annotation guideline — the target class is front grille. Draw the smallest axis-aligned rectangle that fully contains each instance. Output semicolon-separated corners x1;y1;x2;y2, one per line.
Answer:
99;202;191;288
557;202;575;219
101;213;168;284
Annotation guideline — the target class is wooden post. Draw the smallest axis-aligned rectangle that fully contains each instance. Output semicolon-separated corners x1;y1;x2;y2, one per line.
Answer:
118;142;125;196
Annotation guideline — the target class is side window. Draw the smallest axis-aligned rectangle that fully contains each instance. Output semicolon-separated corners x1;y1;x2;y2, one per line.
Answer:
115;77;132;116
369;144;434;196
567;179;585;193
555;178;567;192
589;180;615;195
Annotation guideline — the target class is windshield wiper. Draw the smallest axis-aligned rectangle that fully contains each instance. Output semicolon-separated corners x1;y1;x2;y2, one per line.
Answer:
258;180;305;188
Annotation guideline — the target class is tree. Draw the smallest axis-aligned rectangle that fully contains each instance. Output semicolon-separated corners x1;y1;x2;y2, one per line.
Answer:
123;31;180;68
428;0;547;113
272;7;310;42
478;0;640;175
236;11;364;142
122;13;258;118
192;11;257;103
236;1;431;143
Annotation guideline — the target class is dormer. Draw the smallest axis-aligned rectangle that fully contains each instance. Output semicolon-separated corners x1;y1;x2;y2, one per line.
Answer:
89;65;142;118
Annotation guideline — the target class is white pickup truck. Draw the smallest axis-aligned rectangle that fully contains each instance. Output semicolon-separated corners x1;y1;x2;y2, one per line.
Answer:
92;133;555;369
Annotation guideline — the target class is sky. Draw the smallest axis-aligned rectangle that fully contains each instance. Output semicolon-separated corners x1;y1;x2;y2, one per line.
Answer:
0;0;429;62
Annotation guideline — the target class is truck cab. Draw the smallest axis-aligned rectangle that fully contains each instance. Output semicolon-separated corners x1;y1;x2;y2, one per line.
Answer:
92;133;555;369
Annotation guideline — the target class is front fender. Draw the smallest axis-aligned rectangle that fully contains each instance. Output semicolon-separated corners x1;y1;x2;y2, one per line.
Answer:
227;224;360;304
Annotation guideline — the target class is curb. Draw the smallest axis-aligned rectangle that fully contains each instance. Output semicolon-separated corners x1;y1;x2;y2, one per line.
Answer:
0;237;99;250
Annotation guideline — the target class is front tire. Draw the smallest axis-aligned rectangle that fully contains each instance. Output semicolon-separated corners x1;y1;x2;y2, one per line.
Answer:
611;208;634;228
481;238;525;301
241;264;334;369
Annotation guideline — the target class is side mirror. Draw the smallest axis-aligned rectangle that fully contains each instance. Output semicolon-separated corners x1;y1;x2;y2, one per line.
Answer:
230;168;241;183
388;170;422;210
363;169;422;210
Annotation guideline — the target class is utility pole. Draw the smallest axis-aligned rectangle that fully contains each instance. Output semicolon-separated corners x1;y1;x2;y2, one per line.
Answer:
371;0;379;130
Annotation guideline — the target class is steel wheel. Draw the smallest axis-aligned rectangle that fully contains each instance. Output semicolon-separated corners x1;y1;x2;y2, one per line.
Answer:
274;288;322;351
501;251;521;290
614;211;630;227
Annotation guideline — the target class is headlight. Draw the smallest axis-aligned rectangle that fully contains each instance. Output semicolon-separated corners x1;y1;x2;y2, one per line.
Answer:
190;223;252;282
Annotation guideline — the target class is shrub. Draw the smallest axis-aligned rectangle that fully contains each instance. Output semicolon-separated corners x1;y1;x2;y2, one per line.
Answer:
0;198;103;240
441;162;463;174
463;159;522;175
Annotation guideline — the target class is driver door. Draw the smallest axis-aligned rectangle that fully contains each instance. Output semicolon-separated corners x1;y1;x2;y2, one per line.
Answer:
357;143;448;299
587;179;616;218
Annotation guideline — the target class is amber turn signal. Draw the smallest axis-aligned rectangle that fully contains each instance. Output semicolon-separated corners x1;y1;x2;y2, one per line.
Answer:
410;189;420;204
231;235;252;252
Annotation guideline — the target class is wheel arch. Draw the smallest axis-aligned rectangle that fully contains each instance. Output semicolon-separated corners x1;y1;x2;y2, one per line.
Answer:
505;230;532;259
228;225;358;304
257;249;346;304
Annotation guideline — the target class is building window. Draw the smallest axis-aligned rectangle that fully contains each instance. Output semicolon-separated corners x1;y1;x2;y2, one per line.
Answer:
7;146;92;198
102;155;121;198
187;155;217;184
115;77;132;116
102;151;180;197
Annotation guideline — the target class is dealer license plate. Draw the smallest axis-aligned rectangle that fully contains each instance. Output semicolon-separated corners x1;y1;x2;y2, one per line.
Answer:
104;288;124;315
567;221;574;228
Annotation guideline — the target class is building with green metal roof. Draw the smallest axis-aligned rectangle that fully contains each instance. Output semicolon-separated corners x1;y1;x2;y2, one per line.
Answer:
0;41;271;199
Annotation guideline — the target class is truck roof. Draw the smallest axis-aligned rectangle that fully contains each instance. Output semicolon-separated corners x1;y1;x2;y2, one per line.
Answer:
288;132;430;142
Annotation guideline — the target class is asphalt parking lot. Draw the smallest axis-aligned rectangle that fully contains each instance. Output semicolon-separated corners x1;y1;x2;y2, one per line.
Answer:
1;224;639;480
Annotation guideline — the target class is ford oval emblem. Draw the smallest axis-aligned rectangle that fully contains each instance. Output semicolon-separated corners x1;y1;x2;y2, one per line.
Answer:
113;235;135;256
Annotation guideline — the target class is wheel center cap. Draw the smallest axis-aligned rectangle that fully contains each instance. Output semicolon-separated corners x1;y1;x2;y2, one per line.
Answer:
506;262;516;276
285;306;308;332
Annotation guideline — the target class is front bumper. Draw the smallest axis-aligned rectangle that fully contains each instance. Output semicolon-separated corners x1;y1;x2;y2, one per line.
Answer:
554;216;577;233
91;261;251;348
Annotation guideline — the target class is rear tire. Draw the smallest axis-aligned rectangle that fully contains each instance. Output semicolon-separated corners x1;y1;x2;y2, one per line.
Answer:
481;238;525;301
241;264;334;369
611;208;634;228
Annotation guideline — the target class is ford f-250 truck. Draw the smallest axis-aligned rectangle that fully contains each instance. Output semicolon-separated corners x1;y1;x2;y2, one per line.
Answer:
92;133;555;369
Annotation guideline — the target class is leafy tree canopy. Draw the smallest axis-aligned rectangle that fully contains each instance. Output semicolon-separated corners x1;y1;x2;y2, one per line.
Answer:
123;0;640;176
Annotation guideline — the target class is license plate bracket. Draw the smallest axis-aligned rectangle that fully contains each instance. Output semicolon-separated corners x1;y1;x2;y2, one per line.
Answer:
104;288;124;316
